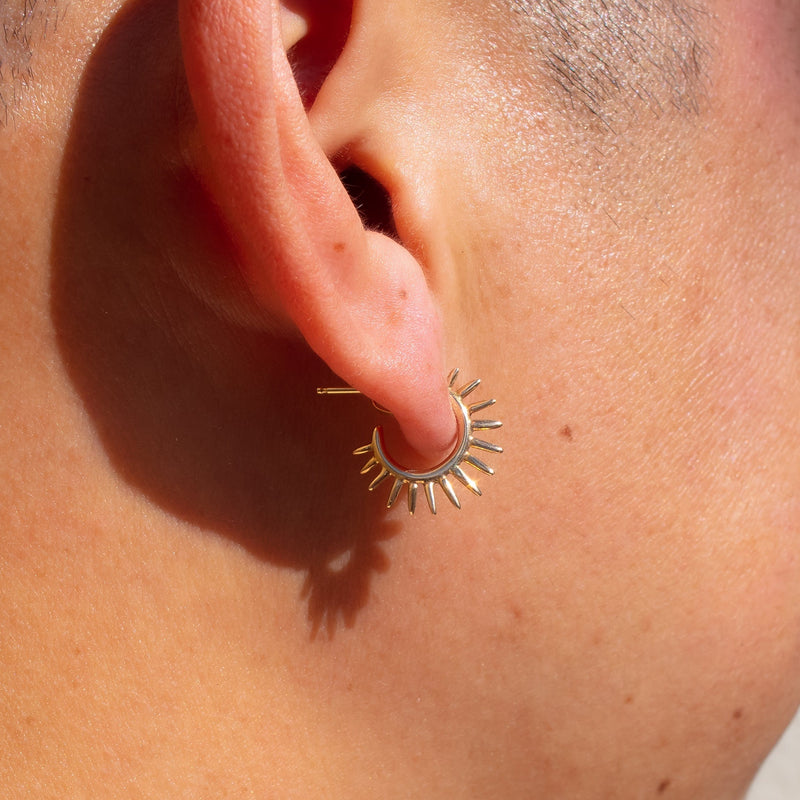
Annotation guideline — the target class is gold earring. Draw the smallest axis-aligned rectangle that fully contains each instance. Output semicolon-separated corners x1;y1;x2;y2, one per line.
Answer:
317;368;502;515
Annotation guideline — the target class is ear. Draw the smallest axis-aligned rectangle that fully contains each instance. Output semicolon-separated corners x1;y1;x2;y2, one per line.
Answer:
178;0;457;461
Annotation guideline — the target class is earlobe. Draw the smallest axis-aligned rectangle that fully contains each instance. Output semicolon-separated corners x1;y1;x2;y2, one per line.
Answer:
178;0;457;461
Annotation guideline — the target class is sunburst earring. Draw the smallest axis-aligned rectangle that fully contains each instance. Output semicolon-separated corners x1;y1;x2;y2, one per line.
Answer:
317;368;503;515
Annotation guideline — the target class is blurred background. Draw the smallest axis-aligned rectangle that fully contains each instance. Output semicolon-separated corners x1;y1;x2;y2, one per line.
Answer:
747;709;800;799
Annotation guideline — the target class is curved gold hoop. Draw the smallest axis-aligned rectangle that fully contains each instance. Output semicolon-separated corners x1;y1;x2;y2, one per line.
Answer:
352;368;503;515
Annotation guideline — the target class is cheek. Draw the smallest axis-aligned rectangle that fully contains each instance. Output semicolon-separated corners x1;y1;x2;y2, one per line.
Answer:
308;371;800;792
389;509;800;793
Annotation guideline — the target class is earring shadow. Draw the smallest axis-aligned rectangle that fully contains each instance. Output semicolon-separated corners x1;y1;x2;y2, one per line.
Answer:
48;0;398;639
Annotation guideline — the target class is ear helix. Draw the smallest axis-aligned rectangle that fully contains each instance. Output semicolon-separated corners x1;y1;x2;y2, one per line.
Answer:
318;369;503;515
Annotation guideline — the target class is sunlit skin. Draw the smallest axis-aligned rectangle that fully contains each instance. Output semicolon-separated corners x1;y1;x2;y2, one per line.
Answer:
0;0;798;798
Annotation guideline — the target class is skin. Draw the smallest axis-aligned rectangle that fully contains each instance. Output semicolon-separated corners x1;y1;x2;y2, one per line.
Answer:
0;0;798;797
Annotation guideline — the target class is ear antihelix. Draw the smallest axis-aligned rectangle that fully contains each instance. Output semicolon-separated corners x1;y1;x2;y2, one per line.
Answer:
179;0;457;461
280;6;309;51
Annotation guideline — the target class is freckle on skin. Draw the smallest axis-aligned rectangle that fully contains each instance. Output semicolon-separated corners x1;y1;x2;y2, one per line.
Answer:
657;778;671;793
559;424;573;441
732;708;744;720
333;242;345;252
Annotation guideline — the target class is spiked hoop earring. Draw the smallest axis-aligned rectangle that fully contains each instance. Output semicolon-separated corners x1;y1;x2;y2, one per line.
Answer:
317;369;503;515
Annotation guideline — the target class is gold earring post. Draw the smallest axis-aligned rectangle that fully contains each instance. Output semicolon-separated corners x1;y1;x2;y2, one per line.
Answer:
317;386;391;414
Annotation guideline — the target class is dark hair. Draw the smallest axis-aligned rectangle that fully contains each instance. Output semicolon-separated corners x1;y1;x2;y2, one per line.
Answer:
1;0;62;127
511;0;711;128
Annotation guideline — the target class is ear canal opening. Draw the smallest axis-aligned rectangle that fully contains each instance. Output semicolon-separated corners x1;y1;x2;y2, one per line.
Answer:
285;0;352;107
339;165;399;241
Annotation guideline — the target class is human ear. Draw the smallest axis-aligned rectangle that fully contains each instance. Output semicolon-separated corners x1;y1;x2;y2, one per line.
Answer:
178;0;457;461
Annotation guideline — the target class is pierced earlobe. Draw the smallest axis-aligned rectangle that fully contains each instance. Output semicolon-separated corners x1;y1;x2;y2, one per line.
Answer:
319;369;503;515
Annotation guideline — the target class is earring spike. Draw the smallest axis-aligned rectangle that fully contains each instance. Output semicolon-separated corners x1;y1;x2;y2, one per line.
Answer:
471;438;504;454
458;379;481;398
469;399;496;414
472;419;503;430
408;482;418;514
